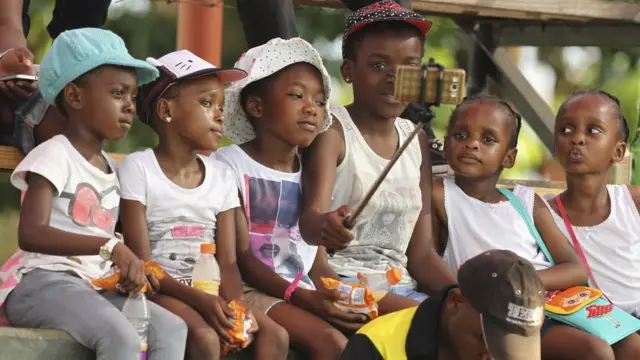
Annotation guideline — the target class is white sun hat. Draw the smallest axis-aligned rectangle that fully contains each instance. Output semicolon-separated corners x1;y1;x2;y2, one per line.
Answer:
223;37;333;144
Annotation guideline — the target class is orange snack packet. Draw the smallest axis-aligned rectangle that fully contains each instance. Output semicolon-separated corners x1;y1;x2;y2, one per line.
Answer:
92;261;166;293
221;300;254;355
321;277;378;319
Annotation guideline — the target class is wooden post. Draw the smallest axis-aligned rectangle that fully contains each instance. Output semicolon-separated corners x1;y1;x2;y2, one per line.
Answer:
177;0;224;154
177;0;223;66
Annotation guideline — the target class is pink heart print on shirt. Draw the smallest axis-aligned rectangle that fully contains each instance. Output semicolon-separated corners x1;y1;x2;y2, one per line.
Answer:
171;225;205;238
60;183;119;232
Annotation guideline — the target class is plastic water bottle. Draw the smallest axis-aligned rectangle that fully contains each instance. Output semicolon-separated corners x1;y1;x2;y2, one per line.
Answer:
121;291;150;360
192;243;221;296
358;267;403;301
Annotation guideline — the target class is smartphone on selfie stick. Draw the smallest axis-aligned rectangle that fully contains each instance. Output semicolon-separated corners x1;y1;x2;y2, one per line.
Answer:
329;59;466;255
0;74;38;82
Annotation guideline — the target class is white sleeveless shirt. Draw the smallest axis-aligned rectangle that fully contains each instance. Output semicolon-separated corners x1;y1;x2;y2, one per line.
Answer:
443;178;552;272
549;185;640;314
328;105;422;288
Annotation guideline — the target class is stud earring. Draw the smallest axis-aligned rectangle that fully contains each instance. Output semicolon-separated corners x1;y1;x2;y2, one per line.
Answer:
165;116;172;123
345;78;351;83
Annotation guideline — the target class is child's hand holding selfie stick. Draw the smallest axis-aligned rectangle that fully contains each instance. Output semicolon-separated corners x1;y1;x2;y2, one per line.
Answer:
328;59;465;255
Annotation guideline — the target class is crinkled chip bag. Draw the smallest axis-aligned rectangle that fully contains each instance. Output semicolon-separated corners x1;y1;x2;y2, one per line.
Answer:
221;300;253;355
321;277;378;319
92;261;166;293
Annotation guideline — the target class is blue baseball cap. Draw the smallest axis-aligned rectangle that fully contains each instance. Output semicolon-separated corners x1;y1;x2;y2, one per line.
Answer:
39;28;159;104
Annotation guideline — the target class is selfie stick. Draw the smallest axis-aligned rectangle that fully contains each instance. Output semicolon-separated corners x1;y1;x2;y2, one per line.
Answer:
341;59;442;230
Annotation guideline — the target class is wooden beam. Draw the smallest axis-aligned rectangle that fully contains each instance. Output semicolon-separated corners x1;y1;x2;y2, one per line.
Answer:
412;0;640;22
490;47;556;150
296;0;640;23
497;179;565;196
495;23;640;47
0;146;126;171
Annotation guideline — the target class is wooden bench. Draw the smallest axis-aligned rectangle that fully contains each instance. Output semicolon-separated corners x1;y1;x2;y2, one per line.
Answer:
0;327;304;360
0;145;126;171
0;145;305;359
0;145;567;194
0;145;564;359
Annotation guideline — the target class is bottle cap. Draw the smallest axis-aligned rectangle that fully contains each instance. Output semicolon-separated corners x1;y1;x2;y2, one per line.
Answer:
200;243;216;254
385;267;402;285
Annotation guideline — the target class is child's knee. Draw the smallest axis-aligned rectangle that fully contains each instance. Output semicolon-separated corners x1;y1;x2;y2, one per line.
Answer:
543;326;614;360
98;324;142;356
568;335;614;360
260;321;289;353
614;333;640;359
310;327;347;356
151;308;188;347
188;326;221;355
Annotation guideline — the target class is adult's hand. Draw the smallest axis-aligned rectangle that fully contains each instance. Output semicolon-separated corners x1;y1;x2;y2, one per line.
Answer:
0;47;38;103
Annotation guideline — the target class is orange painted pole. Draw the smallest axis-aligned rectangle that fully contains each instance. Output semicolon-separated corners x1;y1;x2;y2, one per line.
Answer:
176;1;223;66
177;1;224;155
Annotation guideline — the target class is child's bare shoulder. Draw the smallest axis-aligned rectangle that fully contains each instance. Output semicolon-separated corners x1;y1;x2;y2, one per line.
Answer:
303;114;345;161
322;115;345;141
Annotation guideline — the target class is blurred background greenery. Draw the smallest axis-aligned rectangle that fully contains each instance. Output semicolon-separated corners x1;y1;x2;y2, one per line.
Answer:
1;0;639;264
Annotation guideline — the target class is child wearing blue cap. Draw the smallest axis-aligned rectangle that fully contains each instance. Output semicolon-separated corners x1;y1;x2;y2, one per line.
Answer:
119;49;289;360
0;28;188;360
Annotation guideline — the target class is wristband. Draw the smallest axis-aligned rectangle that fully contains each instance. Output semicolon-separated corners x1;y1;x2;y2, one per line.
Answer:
284;272;304;302
0;49;14;61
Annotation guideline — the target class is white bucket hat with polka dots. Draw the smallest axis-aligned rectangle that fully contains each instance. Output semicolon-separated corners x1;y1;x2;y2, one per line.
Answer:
223;37;333;144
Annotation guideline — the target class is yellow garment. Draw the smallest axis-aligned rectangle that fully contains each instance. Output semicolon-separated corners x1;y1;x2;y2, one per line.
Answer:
356;306;419;360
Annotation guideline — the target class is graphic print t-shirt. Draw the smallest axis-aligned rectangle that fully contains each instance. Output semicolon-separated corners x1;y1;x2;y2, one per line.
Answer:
1;135;120;305
118;149;239;285
215;145;317;290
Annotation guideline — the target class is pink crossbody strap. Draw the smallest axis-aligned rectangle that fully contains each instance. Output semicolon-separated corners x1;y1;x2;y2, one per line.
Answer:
555;196;613;303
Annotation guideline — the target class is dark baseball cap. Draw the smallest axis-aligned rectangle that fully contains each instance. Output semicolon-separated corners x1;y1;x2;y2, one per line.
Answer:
459;250;545;360
342;0;432;59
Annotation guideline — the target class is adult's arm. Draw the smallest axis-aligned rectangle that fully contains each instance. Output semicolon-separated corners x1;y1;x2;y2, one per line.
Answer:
236;0;412;50
0;0;26;52
236;0;298;48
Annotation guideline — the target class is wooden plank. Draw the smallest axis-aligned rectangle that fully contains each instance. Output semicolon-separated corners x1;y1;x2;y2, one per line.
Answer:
437;178;565;195
296;0;640;22
412;0;640;22
0;146;126;171
489;47;556;150
498;179;566;189
496;23;640;47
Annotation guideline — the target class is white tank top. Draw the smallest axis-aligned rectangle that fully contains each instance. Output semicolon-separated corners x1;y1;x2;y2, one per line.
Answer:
549;185;640;314
328;105;422;288
443;177;552;272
